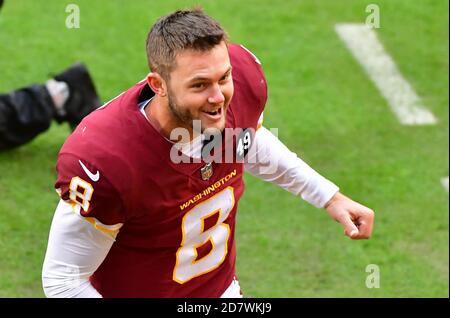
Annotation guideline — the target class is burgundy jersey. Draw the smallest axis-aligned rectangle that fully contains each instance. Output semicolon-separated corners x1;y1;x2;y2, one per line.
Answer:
55;44;267;297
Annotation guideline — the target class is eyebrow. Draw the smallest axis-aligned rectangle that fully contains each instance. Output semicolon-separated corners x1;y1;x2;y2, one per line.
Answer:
188;66;232;83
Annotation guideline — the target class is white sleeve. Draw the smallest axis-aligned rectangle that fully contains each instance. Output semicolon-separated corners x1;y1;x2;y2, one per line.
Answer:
42;200;119;298
244;126;339;208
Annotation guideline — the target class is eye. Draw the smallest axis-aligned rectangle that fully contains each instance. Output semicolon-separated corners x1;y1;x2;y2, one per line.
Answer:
220;73;230;82
191;82;206;89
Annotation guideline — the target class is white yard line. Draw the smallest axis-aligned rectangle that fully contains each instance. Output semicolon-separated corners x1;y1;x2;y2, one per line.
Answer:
441;177;449;192
335;23;437;125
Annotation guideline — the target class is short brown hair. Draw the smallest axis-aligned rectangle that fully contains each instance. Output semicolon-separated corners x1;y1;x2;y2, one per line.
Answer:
146;8;228;80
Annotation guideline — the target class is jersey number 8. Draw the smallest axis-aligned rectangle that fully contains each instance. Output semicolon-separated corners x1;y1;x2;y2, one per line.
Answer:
173;187;235;284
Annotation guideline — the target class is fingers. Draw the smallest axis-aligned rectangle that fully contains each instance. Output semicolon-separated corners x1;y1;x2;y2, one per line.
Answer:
337;207;375;240
324;192;375;240
348;208;375;240
338;214;360;239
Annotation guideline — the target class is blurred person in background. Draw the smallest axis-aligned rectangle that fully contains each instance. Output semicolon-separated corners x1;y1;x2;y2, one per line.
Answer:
0;0;101;151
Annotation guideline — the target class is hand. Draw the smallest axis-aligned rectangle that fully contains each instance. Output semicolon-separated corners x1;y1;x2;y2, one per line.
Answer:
324;192;374;240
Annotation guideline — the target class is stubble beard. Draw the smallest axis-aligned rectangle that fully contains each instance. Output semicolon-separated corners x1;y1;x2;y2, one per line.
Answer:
167;91;226;137
167;92;195;133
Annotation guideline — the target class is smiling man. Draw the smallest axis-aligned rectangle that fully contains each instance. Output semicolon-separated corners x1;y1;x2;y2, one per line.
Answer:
42;8;374;298
148;40;233;134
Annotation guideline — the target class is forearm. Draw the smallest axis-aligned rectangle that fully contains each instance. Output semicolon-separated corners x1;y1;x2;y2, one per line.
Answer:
0;85;55;150
42;200;117;298
244;126;339;208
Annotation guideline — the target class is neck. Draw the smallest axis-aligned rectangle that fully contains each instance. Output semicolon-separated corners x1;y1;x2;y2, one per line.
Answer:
145;96;195;143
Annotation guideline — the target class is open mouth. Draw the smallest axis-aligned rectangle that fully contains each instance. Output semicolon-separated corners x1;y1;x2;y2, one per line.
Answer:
202;107;223;120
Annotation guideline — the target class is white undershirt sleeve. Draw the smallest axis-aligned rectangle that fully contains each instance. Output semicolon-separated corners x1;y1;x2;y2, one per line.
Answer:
244;126;339;208
42;200;118;298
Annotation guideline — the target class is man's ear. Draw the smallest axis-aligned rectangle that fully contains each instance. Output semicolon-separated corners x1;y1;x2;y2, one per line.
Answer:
146;72;167;97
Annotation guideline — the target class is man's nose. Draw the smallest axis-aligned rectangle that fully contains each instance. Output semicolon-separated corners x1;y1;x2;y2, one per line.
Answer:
207;84;225;104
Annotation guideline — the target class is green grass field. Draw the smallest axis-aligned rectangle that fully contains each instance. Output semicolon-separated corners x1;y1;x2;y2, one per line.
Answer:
0;0;448;297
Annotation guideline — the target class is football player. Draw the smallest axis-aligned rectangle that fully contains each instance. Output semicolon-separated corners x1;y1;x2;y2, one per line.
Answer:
42;8;374;297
